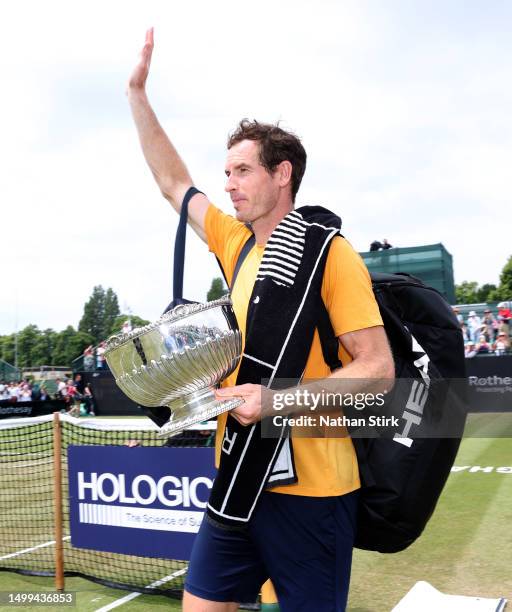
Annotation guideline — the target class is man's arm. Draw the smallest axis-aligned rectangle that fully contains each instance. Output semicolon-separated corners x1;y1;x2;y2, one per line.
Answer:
217;325;395;426
127;28;209;242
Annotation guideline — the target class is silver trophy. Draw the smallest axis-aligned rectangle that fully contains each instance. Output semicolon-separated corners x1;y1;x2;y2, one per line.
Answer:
104;296;243;437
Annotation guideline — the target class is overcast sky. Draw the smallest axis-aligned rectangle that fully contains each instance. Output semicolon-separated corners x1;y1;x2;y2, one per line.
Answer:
1;0;509;335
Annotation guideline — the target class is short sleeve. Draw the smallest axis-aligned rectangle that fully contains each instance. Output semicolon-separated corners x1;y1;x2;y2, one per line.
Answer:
321;236;383;337
205;204;252;285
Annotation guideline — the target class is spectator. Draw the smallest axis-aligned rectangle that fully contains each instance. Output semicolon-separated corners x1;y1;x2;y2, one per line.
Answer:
495;332;510;355
31;382;41;401
467;311;482;343
83;345;95;371
381;238;392;250
482;309;498;342
465;342;477;358
452;307;464;325
475;334;490;354
73;374;85;397
96;341;107;369
20;384;32;402
9;383;20;401
83;383;96;416
66;379;81;415
498;302;511;322
56;378;67;399
369;240;382;252
460;322;470;343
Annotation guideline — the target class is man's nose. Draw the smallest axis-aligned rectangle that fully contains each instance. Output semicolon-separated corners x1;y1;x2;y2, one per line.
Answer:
225;174;237;192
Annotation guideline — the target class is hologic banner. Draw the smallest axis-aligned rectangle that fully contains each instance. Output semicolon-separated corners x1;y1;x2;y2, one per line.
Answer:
68;446;216;560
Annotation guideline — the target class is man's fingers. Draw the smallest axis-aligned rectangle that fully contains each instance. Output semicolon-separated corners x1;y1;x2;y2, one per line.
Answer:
230;412;251;427
216;383;257;398
215;388;244;399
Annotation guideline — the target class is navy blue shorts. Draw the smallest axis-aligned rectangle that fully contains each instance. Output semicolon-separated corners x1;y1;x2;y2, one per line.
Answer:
185;490;359;611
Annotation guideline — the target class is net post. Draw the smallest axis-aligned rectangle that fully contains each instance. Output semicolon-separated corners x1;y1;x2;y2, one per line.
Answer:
53;411;65;591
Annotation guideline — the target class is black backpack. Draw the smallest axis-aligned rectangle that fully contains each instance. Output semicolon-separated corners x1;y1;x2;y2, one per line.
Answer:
345;272;467;552
231;236;467;553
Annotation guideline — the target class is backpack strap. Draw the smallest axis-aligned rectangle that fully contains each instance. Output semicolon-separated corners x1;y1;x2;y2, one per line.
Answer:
316;300;342;372
163;186;204;314
231;234;256;290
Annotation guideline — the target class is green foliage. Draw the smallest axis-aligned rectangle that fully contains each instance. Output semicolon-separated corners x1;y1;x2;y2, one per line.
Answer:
16;325;40;368
0;326;94;369
491;254;512;301
0;334;15;364
207;277;228;301
455;281;479;304
49;326;94;366
456;281;498;304
0;286;149;370
475;283;497;303
109;314;151;337
104;288;121;337
457;255;512;303
78;285;121;344
31;329;58;366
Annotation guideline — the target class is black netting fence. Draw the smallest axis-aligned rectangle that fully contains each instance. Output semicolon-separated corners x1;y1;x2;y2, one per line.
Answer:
0;414;215;599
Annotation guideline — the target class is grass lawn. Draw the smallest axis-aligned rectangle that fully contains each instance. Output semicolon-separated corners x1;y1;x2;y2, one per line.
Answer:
0;414;510;611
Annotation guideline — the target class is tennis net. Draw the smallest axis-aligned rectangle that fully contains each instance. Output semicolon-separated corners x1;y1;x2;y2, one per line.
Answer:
0;413;215;598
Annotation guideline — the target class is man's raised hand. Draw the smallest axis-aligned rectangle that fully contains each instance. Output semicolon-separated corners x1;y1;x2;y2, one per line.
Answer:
127;28;154;93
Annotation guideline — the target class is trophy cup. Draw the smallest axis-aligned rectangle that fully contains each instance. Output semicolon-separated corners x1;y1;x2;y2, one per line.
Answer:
104;296;243;438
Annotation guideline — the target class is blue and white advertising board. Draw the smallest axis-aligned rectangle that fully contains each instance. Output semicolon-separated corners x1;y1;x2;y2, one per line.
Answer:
68;446;216;560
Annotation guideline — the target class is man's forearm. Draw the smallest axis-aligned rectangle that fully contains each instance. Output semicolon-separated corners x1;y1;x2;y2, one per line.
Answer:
128;88;192;211
264;356;394;419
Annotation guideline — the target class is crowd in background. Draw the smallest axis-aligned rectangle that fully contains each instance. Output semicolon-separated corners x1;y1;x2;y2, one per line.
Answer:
83;343;108;371
0;374;96;416
0;381;50;402
453;302;511;357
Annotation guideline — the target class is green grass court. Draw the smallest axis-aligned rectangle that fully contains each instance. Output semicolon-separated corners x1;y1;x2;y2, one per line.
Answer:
0;414;510;611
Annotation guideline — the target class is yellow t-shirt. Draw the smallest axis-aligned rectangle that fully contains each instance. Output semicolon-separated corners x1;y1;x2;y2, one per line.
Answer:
205;204;383;496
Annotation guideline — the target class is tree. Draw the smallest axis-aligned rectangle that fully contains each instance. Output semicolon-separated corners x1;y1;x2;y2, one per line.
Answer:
0;334;15;365
476;283;497;303
104;288;121;338
455;281;479;304
497;255;512;299
79;285;121;344
53;326;94;367
207;277;228;301
16;325;40;368
31;329;58;366
487;255;512;302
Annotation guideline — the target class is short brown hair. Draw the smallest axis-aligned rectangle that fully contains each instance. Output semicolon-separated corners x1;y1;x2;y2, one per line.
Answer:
227;119;307;202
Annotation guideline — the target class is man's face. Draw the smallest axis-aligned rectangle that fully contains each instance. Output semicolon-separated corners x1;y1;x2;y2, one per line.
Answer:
224;140;281;224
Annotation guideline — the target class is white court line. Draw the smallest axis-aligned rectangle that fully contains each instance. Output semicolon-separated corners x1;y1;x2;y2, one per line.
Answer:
0;536;71;560
94;567;188;611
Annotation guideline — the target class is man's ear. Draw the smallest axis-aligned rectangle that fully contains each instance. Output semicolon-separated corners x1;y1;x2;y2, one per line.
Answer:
276;160;293;189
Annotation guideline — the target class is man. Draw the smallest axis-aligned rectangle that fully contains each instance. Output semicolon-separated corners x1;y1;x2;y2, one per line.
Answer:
128;29;394;612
